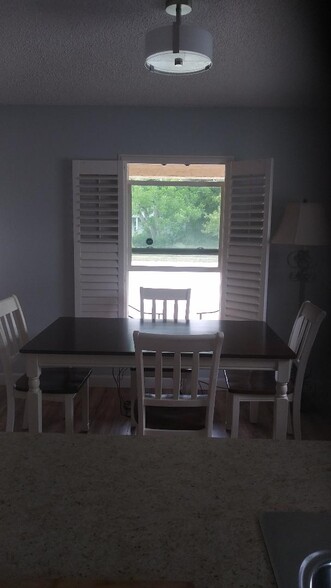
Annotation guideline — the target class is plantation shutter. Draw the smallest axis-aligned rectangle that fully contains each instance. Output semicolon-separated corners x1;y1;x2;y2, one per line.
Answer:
72;160;126;317
220;159;273;320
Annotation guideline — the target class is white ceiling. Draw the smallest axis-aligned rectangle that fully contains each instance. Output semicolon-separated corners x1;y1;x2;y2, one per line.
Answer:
0;0;329;107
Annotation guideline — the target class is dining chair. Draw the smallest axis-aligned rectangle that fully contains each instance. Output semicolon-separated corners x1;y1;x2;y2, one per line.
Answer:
224;300;326;439
133;330;224;436
140;287;191;322
197;308;220;320
0;294;92;433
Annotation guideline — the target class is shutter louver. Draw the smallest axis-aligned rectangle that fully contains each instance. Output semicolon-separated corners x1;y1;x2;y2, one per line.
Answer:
221;159;273;321
78;174;119;242
73;160;125;318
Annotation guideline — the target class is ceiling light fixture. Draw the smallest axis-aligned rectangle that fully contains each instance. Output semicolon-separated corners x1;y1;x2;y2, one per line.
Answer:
145;1;213;75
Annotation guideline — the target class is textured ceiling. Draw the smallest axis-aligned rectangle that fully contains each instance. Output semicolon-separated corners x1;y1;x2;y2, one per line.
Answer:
0;0;329;107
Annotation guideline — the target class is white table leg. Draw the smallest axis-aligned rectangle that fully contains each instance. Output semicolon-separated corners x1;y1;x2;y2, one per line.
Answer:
26;354;42;433
273;360;291;440
130;368;138;431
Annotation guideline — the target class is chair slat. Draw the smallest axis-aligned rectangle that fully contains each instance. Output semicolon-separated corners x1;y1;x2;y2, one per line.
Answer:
190;351;200;400
155;350;163;398
151;299;157;321
173;351;181;398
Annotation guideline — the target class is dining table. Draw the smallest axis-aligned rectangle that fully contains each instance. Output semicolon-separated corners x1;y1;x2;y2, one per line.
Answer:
20;317;295;438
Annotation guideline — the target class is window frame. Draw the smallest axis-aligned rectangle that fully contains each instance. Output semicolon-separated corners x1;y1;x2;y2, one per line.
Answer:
122;154;230;272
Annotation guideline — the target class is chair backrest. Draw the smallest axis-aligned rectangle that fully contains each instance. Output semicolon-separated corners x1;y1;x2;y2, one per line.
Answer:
140;287;191;322
133;330;224;436
288;300;326;400
0;295;29;389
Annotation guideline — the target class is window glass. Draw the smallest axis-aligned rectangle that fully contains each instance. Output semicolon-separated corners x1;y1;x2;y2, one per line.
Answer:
131;184;221;250
128;162;224;269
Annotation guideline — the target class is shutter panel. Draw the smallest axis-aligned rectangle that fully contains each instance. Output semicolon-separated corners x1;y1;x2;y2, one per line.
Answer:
221;159;273;320
73;160;126;317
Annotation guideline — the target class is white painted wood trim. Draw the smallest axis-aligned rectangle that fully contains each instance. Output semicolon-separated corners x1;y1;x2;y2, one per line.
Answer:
220;158;273;320
72;159;127;317
119;154;233;164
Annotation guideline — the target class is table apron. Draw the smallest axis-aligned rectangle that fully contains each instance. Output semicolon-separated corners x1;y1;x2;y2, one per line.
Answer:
27;353;284;371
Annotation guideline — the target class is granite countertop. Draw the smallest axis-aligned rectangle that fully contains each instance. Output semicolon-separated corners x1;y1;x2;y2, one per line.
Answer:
0;434;330;588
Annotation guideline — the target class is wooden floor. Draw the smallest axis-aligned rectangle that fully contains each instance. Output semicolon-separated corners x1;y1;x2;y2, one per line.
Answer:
1;384;330;439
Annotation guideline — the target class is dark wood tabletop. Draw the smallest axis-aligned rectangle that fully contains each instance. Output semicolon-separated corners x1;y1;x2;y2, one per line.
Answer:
20;317;295;360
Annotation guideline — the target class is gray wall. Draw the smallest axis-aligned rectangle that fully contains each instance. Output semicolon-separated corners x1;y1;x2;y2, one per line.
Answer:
1;106;330;406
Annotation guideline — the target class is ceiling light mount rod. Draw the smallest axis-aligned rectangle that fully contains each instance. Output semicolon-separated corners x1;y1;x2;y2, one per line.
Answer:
145;0;212;75
172;3;181;56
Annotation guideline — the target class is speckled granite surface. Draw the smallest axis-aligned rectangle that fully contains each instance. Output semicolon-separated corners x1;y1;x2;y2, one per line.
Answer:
0;435;330;588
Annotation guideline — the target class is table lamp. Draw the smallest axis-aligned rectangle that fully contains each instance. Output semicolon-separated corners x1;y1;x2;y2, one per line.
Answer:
271;200;329;306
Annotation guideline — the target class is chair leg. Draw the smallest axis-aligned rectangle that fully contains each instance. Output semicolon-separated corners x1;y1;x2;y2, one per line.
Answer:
230;395;240;438
64;396;74;434
292;401;302;440
6;395;15;432
249;402;259;423
22;398;29;430
286;403;293;436
81;382;90;432
130;369;138;429
181;371;191;393
225;391;233;431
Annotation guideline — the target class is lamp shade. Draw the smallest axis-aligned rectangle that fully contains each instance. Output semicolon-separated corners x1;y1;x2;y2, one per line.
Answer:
272;202;329;246
145;24;213;75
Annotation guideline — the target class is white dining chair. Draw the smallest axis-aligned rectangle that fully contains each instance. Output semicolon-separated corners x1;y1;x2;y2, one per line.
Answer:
225;300;326;439
0;294;91;433
140;287;191;322
133;330;224;436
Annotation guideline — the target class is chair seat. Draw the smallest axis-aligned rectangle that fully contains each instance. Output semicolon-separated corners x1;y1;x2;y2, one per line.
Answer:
225;369;294;396
15;367;92;395
133;399;206;430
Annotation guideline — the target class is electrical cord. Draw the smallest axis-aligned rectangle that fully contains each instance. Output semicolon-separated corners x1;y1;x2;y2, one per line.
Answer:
112;367;131;417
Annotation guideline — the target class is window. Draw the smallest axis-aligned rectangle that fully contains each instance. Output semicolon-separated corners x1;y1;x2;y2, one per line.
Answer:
128;163;225;270
72;157;273;321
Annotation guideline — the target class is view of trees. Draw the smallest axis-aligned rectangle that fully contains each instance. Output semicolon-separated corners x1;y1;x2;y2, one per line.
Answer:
131;184;221;249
